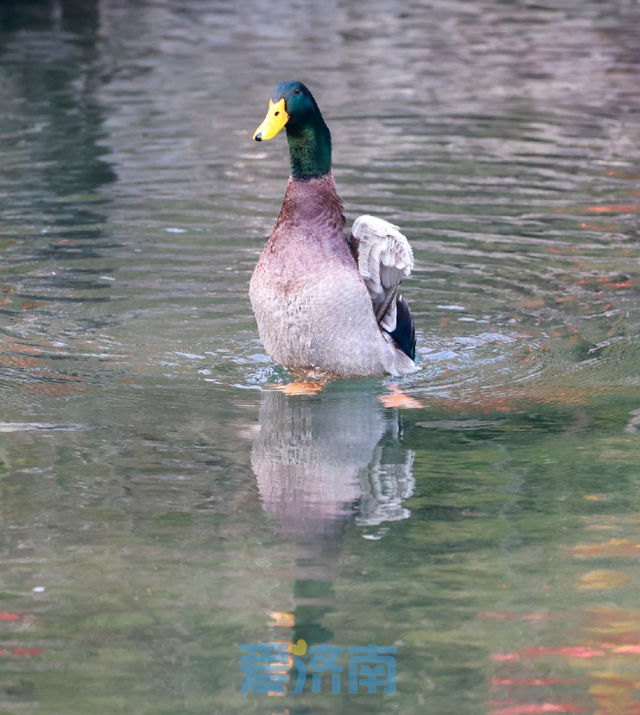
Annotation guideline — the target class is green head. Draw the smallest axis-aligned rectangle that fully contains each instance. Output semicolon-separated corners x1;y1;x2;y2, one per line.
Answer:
253;81;332;181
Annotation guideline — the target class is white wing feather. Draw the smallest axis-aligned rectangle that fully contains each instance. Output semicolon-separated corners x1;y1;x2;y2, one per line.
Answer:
350;215;414;332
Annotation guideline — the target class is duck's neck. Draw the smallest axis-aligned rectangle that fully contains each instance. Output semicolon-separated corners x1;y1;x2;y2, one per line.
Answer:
285;113;332;181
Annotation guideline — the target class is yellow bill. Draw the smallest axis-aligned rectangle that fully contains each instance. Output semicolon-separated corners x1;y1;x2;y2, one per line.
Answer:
254;98;288;141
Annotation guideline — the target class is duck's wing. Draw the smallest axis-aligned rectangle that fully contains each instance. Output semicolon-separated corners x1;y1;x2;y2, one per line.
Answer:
348;215;416;361
348;215;414;329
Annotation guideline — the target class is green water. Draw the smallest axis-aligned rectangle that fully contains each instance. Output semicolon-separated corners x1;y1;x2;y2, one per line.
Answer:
1;0;640;713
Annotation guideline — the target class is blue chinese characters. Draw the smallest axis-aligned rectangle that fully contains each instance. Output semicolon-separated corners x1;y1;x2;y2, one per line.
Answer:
240;642;396;695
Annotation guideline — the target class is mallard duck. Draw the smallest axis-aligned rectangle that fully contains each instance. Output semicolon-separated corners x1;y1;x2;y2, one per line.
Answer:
250;81;417;377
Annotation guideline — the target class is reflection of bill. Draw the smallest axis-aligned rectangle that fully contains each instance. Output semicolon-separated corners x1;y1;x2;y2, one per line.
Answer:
250;387;415;537
239;641;396;695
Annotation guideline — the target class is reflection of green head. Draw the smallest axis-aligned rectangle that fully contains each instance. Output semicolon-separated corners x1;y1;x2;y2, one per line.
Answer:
254;81;332;181
293;606;334;645
291;578;336;645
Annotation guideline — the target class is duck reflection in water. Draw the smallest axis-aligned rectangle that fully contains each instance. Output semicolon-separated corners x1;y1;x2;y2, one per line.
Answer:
250;384;414;644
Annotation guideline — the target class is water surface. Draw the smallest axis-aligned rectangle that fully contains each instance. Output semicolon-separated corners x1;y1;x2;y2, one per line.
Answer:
1;1;640;713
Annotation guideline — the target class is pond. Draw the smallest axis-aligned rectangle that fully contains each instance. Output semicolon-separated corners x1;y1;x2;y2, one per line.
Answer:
1;0;640;713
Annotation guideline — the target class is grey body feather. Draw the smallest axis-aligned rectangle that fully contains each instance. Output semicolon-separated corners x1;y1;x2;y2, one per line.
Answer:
250;177;416;377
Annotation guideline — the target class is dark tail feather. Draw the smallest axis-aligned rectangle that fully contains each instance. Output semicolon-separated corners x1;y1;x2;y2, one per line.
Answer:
389;294;415;361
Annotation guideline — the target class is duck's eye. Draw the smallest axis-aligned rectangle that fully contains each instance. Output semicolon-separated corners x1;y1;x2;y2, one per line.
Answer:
274;111;279;116
293;88;301;95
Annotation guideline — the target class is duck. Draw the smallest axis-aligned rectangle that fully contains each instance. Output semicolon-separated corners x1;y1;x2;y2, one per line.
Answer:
250;81;417;377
